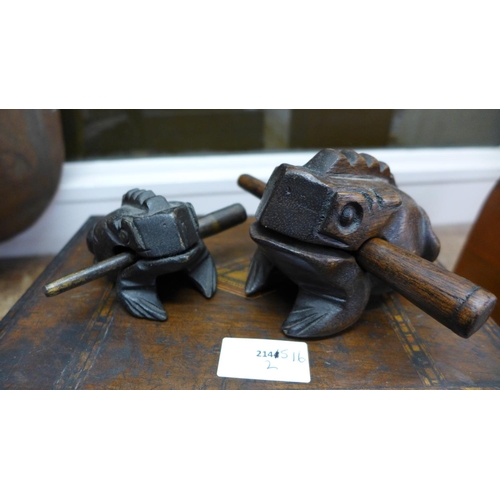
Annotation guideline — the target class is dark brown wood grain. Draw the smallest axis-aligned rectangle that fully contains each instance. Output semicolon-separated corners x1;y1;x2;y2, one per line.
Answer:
455;180;500;324
1;218;499;389
357;238;497;338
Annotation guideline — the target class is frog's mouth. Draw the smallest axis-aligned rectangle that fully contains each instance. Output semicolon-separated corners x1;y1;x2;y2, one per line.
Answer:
251;221;351;252
249;222;353;257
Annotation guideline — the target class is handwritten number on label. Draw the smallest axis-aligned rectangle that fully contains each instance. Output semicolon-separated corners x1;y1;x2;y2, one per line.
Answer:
293;351;306;363
256;349;305;364
265;360;278;370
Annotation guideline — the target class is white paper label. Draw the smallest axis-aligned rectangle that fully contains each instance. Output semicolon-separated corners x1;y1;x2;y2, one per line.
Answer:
217;337;311;383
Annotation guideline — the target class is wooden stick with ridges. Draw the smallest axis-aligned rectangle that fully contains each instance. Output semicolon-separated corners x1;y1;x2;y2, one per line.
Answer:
237;174;497;338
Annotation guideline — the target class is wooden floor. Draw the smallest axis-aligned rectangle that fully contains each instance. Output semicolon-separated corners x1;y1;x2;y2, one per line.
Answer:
0;224;472;321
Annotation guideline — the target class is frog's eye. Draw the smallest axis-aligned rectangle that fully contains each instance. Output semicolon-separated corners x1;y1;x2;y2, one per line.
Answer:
339;202;362;230
119;229;130;244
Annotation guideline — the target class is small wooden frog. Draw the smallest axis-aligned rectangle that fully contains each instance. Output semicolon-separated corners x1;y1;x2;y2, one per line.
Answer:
86;189;219;321
44;189;247;322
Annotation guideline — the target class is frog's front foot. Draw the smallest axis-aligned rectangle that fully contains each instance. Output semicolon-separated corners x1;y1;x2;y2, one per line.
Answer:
115;242;210;321
245;248;275;295
282;288;370;339
247;223;372;338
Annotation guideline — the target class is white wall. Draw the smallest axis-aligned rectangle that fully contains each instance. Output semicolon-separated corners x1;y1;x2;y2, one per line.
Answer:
1;147;499;257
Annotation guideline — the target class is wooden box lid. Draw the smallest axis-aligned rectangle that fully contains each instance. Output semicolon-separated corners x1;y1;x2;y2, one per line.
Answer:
1;218;499;389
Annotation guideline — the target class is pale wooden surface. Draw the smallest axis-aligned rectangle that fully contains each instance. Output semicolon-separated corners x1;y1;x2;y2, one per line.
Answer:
433;224;472;271
0;256;53;320
0;224;471;321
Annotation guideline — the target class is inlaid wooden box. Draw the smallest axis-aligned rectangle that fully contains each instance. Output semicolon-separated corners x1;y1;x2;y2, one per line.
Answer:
1;218;499;389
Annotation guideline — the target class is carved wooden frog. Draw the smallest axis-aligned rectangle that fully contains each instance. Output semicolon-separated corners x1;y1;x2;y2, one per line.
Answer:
87;189;217;321
245;149;441;338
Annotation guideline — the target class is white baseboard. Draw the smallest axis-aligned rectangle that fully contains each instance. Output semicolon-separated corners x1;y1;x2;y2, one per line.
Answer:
1;146;499;257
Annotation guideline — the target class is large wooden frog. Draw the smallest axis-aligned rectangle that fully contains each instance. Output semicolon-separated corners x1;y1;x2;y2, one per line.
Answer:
87;189;217;321
245;149;441;338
